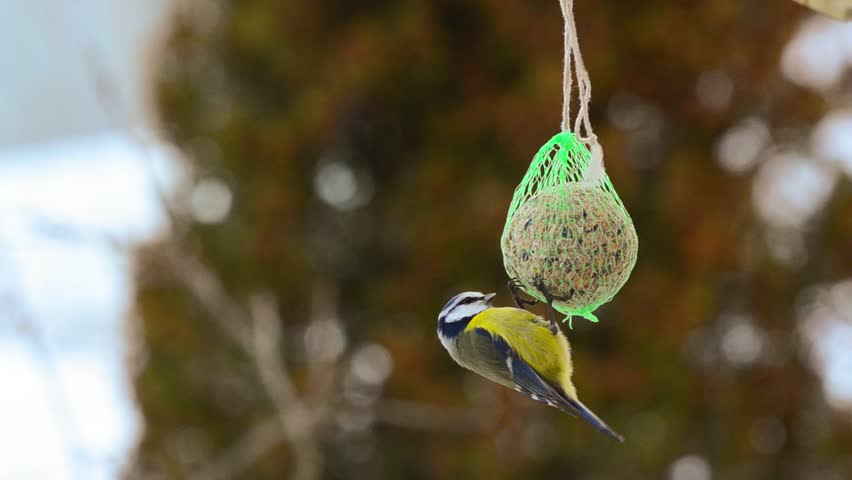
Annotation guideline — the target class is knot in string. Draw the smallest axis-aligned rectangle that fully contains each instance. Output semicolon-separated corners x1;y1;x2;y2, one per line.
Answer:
558;0;602;181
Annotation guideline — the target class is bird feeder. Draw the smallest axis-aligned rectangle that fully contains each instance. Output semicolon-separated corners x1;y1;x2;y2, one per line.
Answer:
501;132;637;325
500;0;638;326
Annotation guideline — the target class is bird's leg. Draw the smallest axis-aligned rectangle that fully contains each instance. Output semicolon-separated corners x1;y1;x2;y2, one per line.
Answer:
545;298;559;336
507;278;538;310
533;279;560;335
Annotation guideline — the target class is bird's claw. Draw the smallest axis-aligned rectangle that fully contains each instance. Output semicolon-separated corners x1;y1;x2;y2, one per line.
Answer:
546;300;560;335
532;279;561;336
508;278;560;335
507;278;539;310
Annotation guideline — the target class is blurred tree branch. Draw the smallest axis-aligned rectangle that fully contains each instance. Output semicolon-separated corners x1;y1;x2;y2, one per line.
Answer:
187;416;284;480
375;399;499;433
163;247;252;351
249;292;321;480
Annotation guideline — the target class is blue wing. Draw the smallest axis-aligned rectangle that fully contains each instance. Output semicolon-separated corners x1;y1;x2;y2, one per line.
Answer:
508;355;574;409
478;329;575;413
475;328;624;442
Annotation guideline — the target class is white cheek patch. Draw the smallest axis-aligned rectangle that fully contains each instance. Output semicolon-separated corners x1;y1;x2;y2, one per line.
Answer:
445;302;485;322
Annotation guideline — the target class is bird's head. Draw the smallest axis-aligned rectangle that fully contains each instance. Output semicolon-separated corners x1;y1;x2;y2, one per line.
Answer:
437;291;496;339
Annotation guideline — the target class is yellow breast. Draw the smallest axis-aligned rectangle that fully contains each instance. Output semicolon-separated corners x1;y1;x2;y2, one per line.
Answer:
465;307;574;396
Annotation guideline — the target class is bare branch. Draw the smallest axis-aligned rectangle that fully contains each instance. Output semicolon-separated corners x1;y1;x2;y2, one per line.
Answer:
248;292;323;480
304;281;345;405
187;416;284;480
375;399;499;433
248;293;306;422
162;246;252;351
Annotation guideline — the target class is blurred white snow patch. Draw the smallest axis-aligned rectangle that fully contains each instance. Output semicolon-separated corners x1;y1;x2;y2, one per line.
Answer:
0;131;180;479
752;153;836;230
715;117;771;174
812;110;852;178
57;351;142;462
720;316;765;367
0;225;129;346
304;319;347;363
781;15;852;91
0;131;179;241
798;279;852;410
314;155;374;211
669;454;712;480
0;342;74;479
350;343;394;386
0;341;141;480
190;177;232;224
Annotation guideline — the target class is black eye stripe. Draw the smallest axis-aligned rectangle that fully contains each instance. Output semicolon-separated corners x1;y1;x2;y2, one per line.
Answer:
440;293;485;320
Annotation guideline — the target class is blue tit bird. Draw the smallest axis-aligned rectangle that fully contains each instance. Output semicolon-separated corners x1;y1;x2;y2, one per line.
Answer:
437;291;624;442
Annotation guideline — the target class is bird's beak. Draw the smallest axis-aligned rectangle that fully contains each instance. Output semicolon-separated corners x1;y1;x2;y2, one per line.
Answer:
484;292;496;304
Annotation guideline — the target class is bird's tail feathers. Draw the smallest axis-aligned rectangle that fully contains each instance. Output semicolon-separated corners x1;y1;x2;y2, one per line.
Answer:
564;398;624;443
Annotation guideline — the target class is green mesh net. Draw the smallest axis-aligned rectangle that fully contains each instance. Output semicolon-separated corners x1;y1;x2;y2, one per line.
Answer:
501;132;638;326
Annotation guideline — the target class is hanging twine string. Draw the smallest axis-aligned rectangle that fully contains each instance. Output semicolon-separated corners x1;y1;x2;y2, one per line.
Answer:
558;0;604;182
558;0;592;139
